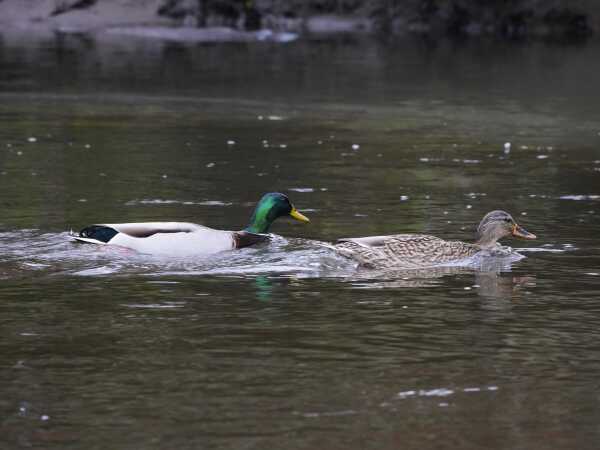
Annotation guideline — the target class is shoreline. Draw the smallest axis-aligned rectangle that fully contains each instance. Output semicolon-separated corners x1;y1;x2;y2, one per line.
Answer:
0;0;596;44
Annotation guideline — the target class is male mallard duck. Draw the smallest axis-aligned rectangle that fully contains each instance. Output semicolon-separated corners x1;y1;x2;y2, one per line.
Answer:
335;210;536;269
74;192;310;256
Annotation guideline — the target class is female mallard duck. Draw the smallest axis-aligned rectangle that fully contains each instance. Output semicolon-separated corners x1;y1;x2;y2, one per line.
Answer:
74;192;310;256
335;210;536;270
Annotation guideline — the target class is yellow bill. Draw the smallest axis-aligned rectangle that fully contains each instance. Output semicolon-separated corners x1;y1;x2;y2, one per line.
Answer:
290;207;310;223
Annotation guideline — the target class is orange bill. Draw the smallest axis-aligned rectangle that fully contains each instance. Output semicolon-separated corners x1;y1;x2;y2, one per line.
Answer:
512;223;536;240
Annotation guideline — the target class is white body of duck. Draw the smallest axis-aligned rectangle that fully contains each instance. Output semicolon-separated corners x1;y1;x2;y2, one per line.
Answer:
74;193;310;257
74;222;260;256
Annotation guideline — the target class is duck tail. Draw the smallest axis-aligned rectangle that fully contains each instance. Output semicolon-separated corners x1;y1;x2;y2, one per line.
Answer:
76;225;118;244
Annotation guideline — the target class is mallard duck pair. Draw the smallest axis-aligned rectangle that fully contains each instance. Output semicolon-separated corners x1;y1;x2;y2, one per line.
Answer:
76;194;536;267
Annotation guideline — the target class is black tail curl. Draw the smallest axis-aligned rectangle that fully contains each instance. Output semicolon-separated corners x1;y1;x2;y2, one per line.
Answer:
79;226;118;243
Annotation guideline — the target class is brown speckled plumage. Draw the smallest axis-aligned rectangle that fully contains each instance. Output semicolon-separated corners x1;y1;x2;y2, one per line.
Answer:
335;234;480;269
335;210;536;270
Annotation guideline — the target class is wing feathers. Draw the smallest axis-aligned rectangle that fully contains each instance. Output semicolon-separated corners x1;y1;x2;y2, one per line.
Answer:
103;222;207;238
335;234;479;269
337;235;414;248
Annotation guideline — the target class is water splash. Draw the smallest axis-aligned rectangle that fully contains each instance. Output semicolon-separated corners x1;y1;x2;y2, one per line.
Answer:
0;231;353;279
0;230;548;283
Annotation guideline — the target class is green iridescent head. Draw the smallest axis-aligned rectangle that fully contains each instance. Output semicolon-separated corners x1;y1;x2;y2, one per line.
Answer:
244;193;310;234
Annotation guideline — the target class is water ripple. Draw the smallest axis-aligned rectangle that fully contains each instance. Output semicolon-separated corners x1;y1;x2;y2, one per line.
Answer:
0;230;567;284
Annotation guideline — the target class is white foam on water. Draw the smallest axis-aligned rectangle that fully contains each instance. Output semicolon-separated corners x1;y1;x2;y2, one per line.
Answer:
559;195;600;201
0;229;537;283
125;199;232;206
434;246;524;270
515;247;569;253
73;266;121;276
394;385;499;402
123;302;186;309
299;409;358;418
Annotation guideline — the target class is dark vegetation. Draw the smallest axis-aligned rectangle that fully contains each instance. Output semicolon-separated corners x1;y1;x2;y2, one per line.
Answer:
152;0;593;39
3;0;594;40
51;0;98;17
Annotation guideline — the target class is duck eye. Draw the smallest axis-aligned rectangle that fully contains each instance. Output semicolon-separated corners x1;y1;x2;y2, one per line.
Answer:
504;218;512;223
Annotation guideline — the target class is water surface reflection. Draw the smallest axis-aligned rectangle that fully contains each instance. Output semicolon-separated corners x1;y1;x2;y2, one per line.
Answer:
1;37;600;450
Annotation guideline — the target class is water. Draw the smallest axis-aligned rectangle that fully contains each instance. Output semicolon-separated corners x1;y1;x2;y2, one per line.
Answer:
1;34;600;449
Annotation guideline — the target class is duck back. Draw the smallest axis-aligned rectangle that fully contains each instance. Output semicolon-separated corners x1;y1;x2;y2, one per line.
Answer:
335;234;479;269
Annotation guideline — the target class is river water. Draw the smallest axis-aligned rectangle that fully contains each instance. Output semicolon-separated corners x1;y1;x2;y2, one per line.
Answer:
1;33;600;449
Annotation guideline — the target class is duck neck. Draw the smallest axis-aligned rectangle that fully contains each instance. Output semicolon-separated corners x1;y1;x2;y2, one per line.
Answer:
244;203;272;234
475;234;499;249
